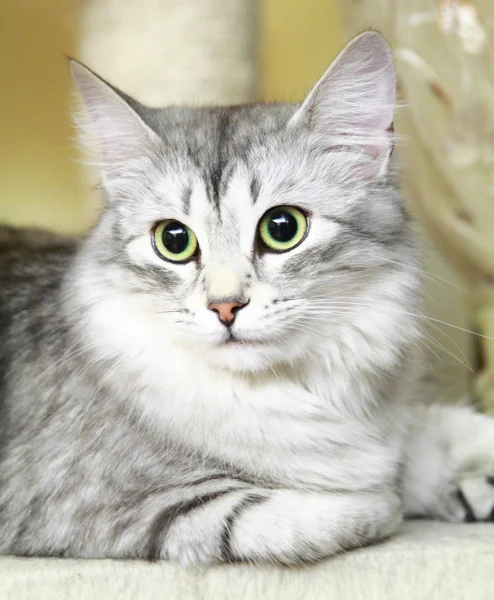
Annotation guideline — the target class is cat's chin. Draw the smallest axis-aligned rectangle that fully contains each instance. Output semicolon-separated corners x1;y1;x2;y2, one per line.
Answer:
200;337;304;374
207;343;270;373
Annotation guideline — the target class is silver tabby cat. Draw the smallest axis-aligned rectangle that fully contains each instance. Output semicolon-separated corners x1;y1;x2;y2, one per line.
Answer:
1;32;494;565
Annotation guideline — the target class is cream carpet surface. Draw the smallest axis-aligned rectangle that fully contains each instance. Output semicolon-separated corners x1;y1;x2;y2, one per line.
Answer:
2;521;494;600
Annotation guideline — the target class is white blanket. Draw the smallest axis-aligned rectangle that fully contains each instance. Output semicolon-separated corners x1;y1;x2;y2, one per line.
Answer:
2;521;493;600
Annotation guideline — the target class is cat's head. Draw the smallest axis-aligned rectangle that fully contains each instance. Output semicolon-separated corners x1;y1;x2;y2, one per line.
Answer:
72;32;420;374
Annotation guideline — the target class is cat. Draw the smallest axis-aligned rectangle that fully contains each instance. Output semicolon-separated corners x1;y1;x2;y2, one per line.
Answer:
0;31;493;566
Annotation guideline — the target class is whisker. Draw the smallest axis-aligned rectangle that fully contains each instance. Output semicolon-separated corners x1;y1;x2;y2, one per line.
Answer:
379;257;469;293
301;300;490;342
294;299;476;371
419;329;473;373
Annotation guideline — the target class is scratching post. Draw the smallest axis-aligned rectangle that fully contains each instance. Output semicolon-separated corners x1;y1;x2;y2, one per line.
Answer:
78;0;258;106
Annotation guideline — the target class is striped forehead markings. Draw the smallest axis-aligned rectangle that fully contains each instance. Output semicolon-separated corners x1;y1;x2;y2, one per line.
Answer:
250;175;261;204
181;184;192;216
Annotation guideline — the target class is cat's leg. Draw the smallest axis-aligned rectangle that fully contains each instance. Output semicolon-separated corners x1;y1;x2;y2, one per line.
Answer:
1;477;400;564
161;488;401;565
402;403;494;522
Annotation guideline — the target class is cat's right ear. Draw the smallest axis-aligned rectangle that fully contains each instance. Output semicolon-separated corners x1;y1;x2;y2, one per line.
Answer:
70;60;161;184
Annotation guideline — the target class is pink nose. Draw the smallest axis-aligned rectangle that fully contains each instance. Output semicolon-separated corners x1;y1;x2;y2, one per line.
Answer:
208;301;245;326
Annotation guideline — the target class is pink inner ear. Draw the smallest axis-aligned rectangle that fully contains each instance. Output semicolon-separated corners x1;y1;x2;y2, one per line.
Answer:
322;124;395;166
71;60;161;181
292;33;396;171
385;122;395;156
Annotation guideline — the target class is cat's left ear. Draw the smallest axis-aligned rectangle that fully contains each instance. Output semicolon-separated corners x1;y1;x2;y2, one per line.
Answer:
70;60;161;185
288;31;396;180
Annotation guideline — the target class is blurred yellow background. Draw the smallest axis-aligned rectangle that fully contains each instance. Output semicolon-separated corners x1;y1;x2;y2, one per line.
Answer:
0;0;343;234
0;0;87;233
261;0;342;101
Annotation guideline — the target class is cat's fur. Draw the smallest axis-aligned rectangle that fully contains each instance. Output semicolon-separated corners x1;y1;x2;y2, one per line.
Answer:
1;32;493;565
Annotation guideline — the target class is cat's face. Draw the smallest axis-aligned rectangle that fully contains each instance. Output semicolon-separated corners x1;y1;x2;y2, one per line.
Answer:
73;33;420;373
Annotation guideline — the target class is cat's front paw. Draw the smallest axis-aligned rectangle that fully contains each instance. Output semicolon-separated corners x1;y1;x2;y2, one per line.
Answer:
403;404;494;523
226;489;402;565
455;477;494;522
405;476;494;523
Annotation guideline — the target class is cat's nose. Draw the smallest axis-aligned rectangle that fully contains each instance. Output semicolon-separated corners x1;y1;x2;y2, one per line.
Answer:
208;301;248;326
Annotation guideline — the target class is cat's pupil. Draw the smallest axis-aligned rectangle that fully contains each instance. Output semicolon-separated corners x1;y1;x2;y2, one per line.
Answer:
162;222;189;254
268;211;297;243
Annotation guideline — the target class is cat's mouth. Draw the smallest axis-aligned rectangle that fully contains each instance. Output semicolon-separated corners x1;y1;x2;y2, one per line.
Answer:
223;333;252;346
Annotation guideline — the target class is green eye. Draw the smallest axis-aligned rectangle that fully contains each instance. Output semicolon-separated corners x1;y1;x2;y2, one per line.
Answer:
258;206;308;252
152;220;198;263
